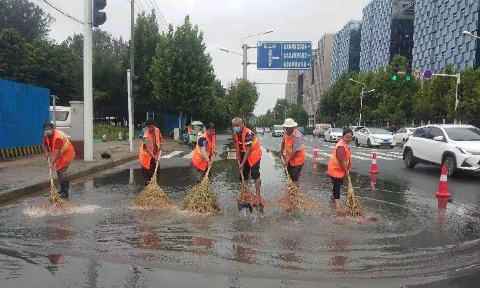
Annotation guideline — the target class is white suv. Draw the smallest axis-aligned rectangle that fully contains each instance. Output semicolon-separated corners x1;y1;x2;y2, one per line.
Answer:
403;124;480;176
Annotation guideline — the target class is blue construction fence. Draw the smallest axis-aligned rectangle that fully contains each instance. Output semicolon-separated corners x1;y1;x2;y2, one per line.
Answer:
153;112;185;134
0;79;50;150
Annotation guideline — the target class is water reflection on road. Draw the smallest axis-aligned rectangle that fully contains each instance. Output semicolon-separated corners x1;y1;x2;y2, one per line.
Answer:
1;148;480;287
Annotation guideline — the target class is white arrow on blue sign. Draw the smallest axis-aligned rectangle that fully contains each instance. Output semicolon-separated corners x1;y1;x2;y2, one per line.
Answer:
257;41;312;70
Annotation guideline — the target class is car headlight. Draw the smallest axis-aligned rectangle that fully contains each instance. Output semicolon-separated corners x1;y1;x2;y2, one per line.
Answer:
457;147;480;155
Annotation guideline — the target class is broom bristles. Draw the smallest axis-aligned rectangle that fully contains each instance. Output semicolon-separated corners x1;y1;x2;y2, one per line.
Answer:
182;172;222;215
132;174;177;210
275;182;322;212
36;181;79;213
336;176;365;217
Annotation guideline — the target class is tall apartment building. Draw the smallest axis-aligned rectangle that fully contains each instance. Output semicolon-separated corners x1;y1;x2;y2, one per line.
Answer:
412;0;480;72
285;70;300;105
360;0;415;72
331;20;362;83
315;34;334;98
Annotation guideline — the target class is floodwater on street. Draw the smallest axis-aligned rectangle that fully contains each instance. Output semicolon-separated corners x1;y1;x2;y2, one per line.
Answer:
1;147;480;287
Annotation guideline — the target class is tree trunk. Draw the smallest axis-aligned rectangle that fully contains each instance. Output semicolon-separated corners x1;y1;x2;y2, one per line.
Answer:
179;111;182;128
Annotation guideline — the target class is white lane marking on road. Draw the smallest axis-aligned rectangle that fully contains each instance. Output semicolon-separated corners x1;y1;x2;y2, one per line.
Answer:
161;151;184;159
305;153;326;161
354;151;396;160
183;151;194;158
372;151;402;158
351;155;371;160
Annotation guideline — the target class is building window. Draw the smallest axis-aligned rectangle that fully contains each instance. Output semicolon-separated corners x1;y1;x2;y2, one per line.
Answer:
453;12;457;18
458;45;463;52
461;8;466;14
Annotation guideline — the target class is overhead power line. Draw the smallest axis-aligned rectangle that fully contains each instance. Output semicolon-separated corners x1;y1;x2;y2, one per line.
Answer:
40;0;84;25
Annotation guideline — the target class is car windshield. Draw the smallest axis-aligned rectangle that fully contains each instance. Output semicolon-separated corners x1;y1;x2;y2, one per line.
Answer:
407;128;417;133
444;127;480;141
331;128;343;133
369;128;390;134
274;125;283;130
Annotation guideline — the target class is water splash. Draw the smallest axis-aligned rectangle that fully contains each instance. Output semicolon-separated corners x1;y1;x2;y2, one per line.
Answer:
23;204;102;217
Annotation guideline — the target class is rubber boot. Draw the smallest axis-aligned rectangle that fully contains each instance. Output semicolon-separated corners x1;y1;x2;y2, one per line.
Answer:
59;181;69;198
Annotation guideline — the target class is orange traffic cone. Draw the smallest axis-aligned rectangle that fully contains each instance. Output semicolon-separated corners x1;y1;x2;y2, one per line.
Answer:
369;153;379;174
436;166;451;198
313;144;319;159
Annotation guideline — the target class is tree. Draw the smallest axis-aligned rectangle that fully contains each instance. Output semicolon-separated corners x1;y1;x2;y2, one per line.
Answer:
289;104;309;126
0;29;36;84
151;16;216;125
224;79;260;123
0;0;53;42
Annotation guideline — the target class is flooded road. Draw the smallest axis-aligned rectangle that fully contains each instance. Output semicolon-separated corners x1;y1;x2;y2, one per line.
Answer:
1;145;480;287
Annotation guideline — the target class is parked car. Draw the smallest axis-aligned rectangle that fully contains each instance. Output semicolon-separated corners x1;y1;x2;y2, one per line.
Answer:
355;127;395;148
394;127;417;145
264;127;271;133
50;106;71;136
255;127;265;135
403;124;480;176
272;125;284;137
313;123;331;137
324;128;343;142
297;126;306;135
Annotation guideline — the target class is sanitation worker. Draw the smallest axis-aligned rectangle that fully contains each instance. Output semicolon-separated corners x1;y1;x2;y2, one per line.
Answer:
279;118;305;188
191;123;217;182
139;119;163;185
42;122;76;198
327;128;353;209
232;117;262;198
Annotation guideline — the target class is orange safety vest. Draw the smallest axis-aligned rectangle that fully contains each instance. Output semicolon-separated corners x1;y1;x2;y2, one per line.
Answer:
284;129;305;166
191;132;216;171
139;127;161;169
327;138;352;178
234;127;262;166
45;129;75;171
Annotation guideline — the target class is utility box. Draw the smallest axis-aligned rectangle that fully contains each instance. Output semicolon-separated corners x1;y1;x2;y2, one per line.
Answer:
174;128;180;141
69;101;84;159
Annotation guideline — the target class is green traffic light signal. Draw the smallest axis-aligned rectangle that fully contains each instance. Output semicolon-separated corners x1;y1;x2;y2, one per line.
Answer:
392;75;397;81
406;75;411;81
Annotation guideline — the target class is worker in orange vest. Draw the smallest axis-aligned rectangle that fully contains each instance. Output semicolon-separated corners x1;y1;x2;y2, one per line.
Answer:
232;117;262;198
191;123;217;182
42;122;76;198
327;128;353;209
279;118;305;188
139;119;163;185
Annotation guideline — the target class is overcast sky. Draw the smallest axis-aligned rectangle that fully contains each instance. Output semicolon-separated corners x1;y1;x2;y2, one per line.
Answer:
35;0;371;115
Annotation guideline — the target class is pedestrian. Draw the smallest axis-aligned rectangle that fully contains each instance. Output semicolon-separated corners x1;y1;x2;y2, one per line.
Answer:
191;123;217;182
42;122;75;198
232;117;262;198
279;118;305;188
327;128;353;210
139;119;163;185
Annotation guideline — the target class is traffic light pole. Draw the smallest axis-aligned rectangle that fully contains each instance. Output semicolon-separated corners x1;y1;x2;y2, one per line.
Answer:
431;73;461;124
83;0;93;161
129;0;135;152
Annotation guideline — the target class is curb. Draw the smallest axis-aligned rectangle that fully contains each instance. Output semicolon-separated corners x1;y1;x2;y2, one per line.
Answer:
0;154;138;204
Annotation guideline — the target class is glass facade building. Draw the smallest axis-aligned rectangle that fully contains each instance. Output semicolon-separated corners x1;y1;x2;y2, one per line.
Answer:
412;0;480;72
331;20;362;82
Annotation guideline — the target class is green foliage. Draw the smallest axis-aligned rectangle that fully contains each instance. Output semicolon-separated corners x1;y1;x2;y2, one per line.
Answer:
0;0;53;41
224;79;260;124
93;124;127;140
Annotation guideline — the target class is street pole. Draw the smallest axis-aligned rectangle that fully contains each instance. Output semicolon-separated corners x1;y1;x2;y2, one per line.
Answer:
51;95;57;128
360;86;364;126
454;73;460;124
83;0;93;161
127;69;133;152
129;0;135;149
242;44;248;80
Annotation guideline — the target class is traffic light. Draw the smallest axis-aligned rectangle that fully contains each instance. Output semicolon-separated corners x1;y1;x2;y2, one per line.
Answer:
132;75;139;94
392;64;398;81
457;83;463;100
93;0;107;27
406;67;412;82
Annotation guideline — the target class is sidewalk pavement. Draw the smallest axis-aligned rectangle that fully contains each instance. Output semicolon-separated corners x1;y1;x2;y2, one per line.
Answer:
0;138;190;203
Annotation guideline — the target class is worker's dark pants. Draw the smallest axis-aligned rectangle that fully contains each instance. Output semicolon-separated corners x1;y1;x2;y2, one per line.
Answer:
57;166;69;195
142;159;159;186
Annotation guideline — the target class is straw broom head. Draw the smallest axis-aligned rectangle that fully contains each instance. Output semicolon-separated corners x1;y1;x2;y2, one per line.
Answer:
336;176;364;217
182;163;222;215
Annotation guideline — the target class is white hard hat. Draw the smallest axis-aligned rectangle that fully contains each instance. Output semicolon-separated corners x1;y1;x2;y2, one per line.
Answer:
282;118;298;127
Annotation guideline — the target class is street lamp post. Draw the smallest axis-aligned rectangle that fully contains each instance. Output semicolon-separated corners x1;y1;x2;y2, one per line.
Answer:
349;78;375;126
220;30;274;80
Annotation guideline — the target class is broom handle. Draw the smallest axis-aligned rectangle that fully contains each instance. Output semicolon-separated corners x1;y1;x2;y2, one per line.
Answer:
237;160;245;182
152;150;162;177
46;154;54;187
280;156;293;184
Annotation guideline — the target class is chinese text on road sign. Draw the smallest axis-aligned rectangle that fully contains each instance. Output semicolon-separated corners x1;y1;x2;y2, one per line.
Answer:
257;41;312;70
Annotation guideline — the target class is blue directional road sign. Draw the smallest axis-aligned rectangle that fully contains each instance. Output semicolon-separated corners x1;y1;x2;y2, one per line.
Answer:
257;41;312;70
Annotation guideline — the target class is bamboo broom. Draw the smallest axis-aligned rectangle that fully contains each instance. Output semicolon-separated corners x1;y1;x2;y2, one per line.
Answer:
235;160;264;213
336;175;365;217
182;159;221;215
132;151;177;210
275;156;330;213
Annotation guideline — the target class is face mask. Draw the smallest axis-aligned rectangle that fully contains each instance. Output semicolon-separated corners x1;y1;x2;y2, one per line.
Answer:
44;130;53;136
233;127;242;133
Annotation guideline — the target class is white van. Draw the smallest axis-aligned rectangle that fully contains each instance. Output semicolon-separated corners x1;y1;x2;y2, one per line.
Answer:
272;125;284;137
50;106;71;136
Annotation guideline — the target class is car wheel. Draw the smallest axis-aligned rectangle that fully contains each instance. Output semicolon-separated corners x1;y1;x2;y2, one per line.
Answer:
355;139;359;147
404;150;416;168
367;139;372;148
442;155;457;177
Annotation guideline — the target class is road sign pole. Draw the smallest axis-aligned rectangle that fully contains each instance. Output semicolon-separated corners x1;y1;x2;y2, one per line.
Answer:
242;44;248;80
454;73;460;124
127;69;133;152
84;0;93;161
